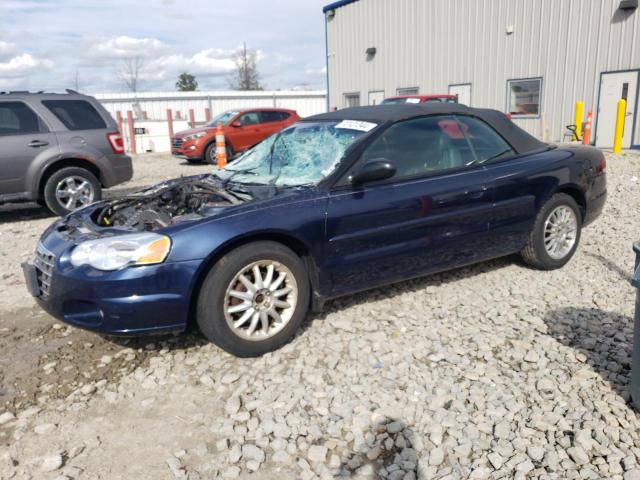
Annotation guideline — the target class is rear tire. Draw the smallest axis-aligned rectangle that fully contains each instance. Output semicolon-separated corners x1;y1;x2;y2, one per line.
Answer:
43;167;101;216
196;241;310;357
520;193;581;270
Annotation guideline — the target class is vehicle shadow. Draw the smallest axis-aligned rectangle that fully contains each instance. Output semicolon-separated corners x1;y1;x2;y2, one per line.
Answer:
334;418;426;479
0;204;54;223
0;186;145;224
542;306;634;402
103;330;208;353
99;255;520;353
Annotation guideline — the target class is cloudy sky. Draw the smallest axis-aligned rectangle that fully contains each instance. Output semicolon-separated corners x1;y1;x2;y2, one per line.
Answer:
0;0;329;93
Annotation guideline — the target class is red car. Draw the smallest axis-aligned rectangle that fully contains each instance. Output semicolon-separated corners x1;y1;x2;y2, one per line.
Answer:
171;108;300;163
381;94;458;105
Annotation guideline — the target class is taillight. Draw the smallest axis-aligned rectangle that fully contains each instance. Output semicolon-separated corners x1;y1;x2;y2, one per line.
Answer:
107;132;125;154
598;155;606;173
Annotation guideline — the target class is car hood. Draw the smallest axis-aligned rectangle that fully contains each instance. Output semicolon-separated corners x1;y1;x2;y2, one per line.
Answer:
55;174;317;241
174;127;211;138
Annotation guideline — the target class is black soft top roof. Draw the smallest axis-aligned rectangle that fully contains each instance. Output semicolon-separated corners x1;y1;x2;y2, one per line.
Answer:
306;104;547;154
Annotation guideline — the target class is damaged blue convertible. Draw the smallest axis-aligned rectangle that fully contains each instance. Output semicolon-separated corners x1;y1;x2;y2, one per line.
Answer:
24;103;606;357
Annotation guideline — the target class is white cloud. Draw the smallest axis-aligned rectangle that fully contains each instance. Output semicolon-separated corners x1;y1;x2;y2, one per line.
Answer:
88;35;167;59
0;0;328;91
0;53;53;78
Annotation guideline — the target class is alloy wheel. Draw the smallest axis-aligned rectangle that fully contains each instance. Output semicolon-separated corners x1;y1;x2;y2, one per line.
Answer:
55;176;96;211
223;260;298;341
543;205;578;260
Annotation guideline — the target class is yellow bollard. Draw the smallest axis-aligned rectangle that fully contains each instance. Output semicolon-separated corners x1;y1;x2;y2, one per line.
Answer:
613;99;627;153
574;101;584;141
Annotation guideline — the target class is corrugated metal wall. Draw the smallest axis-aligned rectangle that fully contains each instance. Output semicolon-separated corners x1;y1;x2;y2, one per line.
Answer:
94;90;327;121
326;0;640;144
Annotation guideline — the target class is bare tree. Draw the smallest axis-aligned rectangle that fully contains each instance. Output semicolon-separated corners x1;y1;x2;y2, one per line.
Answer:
119;56;145;94
228;42;262;90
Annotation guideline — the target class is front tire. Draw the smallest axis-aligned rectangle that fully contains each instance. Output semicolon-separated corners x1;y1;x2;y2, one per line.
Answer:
196;241;310;357
520;193;582;270
204;143;234;165
43;167;101;216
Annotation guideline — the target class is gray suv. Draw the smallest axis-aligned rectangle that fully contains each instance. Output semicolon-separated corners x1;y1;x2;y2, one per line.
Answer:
0;90;133;216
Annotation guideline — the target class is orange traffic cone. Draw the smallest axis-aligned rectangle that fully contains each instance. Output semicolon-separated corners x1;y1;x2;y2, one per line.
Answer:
215;122;227;169
582;111;592;145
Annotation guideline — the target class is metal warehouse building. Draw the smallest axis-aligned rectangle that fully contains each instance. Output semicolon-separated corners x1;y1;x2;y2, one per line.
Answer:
323;0;640;149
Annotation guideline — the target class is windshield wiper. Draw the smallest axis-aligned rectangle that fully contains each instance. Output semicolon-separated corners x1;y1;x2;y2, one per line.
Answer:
222;166;259;187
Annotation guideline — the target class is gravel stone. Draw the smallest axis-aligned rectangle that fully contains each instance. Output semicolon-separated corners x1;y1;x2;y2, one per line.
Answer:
221;466;240;479
40;453;64;472
307;445;328;463
429;447;444;466
527;446;545;462
2;152;640;480
0;412;15;425
241;444;265;463
567;446;590;466
624;470;640;480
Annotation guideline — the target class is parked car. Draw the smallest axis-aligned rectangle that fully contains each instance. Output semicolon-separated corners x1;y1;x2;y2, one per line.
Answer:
24;103;606;357
0;90;132;216
171;108;299;164
381;94;458;105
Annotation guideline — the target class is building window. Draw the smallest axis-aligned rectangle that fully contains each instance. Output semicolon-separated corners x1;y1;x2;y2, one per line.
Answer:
344;92;360;108
507;78;542;117
397;87;419;95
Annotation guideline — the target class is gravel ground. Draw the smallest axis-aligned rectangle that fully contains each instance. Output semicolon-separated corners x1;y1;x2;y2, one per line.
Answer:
2;151;640;480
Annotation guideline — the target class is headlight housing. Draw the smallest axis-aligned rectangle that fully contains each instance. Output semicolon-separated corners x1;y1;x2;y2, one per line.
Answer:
184;132;206;141
70;233;171;271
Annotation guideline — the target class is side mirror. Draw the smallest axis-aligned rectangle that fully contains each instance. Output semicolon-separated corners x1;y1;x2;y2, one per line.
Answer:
350;159;396;185
231;121;242;128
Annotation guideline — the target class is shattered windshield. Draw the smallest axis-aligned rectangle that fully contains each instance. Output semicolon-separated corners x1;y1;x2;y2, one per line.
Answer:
206;111;238;127
215;121;374;187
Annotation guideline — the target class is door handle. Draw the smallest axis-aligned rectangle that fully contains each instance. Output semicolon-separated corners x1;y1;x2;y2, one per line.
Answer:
465;186;489;199
28;140;49;148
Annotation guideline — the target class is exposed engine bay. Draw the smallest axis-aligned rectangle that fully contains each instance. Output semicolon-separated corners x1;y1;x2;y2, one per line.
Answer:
94;176;252;231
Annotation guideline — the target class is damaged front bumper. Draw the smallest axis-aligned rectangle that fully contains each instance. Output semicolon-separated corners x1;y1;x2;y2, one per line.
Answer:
23;217;202;336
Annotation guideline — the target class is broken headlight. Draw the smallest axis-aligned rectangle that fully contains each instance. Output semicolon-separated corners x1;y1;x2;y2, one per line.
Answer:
70;233;171;271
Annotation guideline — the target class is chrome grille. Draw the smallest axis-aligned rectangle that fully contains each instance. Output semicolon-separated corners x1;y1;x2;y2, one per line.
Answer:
34;243;55;298
171;137;183;149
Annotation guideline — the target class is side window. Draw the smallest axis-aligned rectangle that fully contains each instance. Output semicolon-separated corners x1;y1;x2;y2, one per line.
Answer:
279;112;290;121
361;115;470;180
260;111;283;123
42;100;106;130
0;101;47;135
455;116;514;163
238;112;260;126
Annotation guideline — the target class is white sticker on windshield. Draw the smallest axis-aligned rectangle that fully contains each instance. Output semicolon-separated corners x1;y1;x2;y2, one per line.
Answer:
405;98;420;104
335;120;378;132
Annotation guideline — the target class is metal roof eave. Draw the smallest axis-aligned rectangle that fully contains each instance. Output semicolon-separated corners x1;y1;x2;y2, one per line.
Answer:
323;0;359;13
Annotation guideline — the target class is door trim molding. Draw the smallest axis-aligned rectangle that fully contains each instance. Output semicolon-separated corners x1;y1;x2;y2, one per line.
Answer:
594;69;640;150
